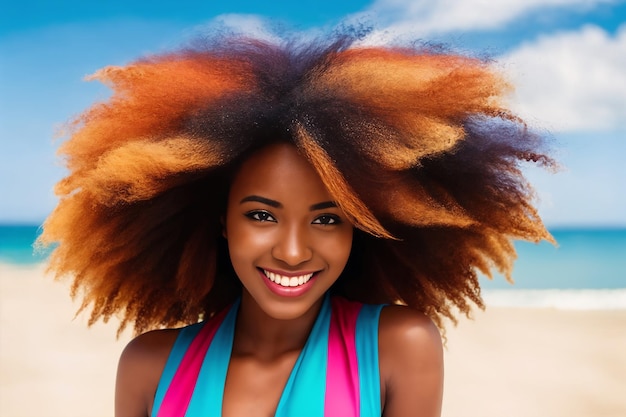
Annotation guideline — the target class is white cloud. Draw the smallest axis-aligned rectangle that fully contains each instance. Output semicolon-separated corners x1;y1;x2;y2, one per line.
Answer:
502;24;626;132
185;14;330;46
185;14;284;43
362;0;618;36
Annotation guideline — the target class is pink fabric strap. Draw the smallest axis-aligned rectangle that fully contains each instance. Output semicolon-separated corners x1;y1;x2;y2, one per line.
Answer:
324;297;363;417
156;308;229;417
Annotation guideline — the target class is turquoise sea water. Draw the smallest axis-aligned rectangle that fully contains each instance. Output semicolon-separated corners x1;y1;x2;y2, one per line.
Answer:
480;228;626;290
0;224;50;264
1;224;625;307
476;228;626;309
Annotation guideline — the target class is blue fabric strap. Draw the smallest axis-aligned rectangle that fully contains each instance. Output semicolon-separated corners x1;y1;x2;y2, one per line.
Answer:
274;294;331;417
356;303;384;417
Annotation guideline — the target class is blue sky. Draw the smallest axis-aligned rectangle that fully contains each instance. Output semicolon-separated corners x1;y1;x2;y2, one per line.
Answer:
1;0;625;227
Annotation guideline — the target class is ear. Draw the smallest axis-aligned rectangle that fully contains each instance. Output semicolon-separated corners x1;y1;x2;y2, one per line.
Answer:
220;216;227;239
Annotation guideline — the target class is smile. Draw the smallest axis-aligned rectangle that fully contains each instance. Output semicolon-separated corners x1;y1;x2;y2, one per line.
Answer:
262;269;314;287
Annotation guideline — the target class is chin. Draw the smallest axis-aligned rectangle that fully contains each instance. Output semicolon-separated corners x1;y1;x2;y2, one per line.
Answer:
249;290;325;322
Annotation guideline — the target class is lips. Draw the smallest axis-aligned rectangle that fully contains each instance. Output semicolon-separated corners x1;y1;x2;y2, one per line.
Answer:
256;267;320;298
262;269;315;287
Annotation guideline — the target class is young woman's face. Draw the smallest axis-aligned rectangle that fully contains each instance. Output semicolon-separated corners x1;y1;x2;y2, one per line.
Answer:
224;143;353;320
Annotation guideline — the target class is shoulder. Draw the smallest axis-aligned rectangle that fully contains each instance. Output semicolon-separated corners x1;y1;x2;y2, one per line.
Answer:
115;328;181;417
378;304;442;352
378;305;444;417
378;305;443;378
120;329;180;368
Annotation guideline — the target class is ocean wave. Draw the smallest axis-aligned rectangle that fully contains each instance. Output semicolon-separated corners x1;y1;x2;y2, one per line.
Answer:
482;289;626;310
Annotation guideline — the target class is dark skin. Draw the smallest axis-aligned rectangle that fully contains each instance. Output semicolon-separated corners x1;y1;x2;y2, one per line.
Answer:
115;144;443;417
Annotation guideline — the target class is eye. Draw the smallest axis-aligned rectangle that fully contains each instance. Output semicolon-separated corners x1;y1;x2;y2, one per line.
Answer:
312;214;342;225
245;210;277;223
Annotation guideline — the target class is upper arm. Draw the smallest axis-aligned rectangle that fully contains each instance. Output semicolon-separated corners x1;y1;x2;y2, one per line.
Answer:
115;329;179;417
378;305;444;417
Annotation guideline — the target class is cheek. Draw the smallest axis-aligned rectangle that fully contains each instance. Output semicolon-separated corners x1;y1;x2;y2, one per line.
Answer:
225;220;272;263
226;230;256;281
224;217;247;266
321;229;354;268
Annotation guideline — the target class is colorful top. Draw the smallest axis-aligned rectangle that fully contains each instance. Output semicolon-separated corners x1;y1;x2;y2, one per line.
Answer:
152;295;385;417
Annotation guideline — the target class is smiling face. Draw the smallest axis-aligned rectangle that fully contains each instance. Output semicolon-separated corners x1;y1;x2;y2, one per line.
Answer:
224;143;354;320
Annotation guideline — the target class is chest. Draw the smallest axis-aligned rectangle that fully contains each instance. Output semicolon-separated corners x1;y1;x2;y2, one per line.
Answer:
152;297;384;416
222;352;300;417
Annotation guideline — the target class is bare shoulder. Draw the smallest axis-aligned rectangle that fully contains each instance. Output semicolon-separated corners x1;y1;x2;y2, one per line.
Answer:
378;305;444;417
378;304;443;355
115;328;180;417
119;327;180;367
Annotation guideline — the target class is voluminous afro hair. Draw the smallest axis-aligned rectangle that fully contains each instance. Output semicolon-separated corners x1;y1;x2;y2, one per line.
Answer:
39;31;555;334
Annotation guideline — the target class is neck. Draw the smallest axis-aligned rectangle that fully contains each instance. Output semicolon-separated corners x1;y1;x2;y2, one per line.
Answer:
232;291;324;361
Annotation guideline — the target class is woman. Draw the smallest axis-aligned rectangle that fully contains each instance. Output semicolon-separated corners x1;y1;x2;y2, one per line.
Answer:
39;31;554;417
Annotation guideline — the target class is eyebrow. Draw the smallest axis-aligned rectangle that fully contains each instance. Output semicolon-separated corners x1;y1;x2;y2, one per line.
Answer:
240;195;282;208
239;195;337;211
309;201;337;211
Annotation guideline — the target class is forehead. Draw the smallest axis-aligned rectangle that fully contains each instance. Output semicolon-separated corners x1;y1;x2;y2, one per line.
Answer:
228;143;332;200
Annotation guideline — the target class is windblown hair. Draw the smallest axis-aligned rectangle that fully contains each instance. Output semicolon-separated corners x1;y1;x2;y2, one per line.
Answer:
39;31;555;334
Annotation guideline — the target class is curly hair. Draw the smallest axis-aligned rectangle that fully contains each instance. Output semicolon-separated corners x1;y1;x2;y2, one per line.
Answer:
39;32;554;334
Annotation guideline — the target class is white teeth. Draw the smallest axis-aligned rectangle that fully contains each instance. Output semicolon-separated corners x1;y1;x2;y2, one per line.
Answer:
263;270;314;287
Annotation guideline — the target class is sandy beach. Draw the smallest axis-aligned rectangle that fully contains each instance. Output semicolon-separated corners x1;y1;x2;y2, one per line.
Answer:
1;263;625;417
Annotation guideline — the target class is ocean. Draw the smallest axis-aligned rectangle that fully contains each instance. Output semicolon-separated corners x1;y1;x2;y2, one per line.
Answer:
1;224;625;309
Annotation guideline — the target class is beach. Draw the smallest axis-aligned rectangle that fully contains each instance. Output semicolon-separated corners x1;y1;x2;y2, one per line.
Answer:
1;263;625;417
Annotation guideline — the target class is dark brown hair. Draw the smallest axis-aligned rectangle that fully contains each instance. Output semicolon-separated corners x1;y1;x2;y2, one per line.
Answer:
39;32;554;334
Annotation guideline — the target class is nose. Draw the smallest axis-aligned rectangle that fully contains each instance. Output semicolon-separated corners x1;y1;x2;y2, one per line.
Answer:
272;223;313;266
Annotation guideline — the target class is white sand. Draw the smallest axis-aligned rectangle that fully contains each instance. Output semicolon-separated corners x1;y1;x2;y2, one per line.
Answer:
1;264;625;417
443;307;626;417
